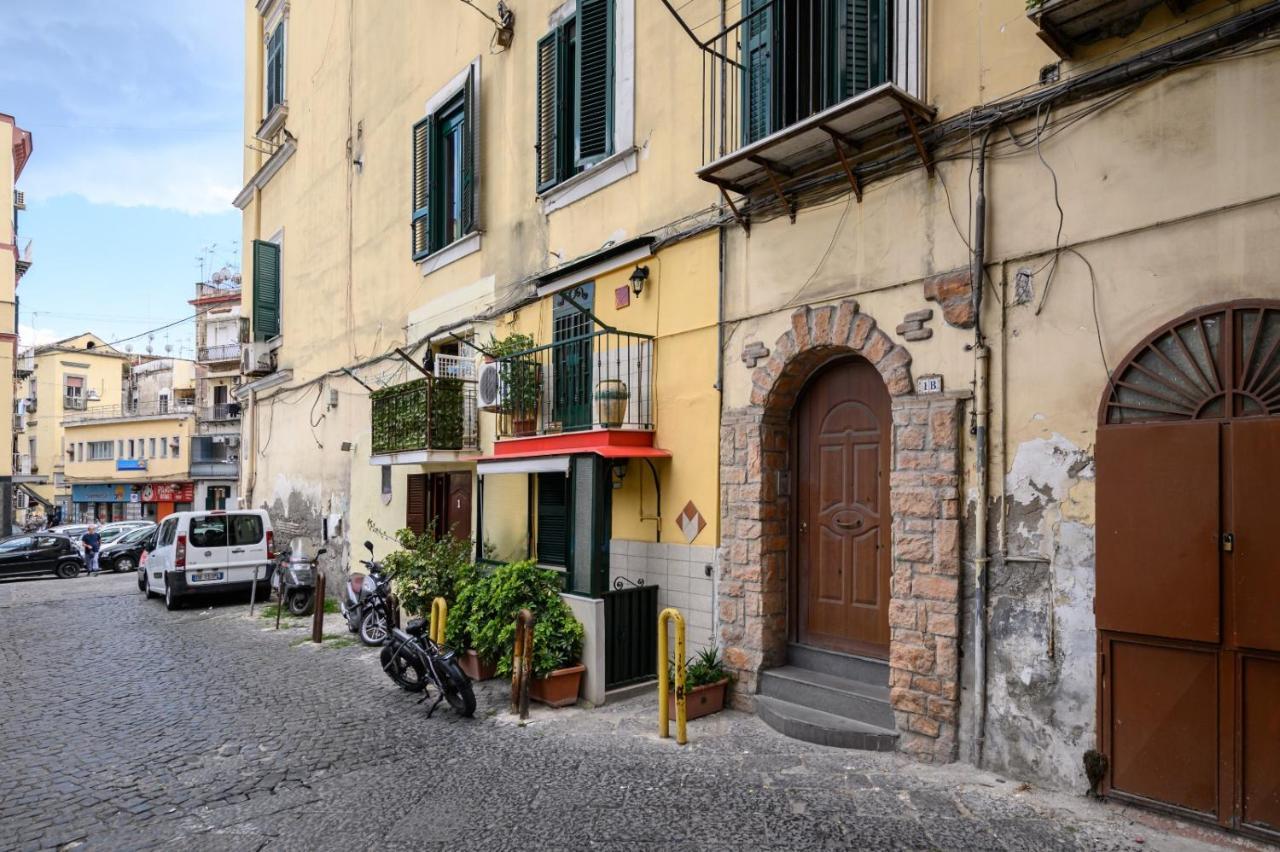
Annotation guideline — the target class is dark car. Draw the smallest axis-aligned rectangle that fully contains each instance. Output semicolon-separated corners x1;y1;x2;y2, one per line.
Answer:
0;534;85;579
100;525;158;574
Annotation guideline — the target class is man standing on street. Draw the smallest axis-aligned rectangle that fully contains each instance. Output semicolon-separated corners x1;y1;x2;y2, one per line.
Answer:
81;526;102;576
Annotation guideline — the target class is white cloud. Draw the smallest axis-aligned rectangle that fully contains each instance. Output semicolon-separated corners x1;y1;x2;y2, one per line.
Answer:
19;324;61;348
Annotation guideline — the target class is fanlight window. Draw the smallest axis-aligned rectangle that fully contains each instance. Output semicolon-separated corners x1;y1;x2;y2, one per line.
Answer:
1105;304;1280;424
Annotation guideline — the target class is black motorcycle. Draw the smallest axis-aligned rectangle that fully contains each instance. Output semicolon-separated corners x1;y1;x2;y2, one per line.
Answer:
342;541;393;646
380;617;476;718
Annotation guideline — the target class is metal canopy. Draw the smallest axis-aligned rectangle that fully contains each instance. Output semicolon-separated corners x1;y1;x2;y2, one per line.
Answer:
696;84;936;222
476;456;572;476
1030;0;1197;59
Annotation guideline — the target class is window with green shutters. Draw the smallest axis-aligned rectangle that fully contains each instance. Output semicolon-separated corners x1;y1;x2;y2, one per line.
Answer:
536;0;614;192
412;66;477;260
251;239;280;342
266;21;285;114
742;0;889;145
536;471;570;567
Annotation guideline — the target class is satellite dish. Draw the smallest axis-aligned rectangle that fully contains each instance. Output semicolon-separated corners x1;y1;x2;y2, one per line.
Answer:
125;344;134;353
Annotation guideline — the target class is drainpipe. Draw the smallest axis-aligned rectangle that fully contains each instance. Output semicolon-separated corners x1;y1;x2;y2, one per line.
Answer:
971;127;994;767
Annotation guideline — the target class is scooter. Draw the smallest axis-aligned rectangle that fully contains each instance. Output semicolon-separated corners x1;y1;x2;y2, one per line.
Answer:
341;540;393;646
273;539;326;616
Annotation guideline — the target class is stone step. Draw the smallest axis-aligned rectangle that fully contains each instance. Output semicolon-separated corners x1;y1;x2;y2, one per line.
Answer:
756;695;898;751
788;643;889;686
759;665;895;729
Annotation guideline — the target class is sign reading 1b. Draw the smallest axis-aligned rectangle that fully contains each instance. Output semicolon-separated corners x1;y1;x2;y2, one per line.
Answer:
916;374;944;395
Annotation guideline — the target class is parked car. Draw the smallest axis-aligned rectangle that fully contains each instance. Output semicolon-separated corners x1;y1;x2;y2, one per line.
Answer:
141;510;275;611
99;525;159;574
0;533;85;579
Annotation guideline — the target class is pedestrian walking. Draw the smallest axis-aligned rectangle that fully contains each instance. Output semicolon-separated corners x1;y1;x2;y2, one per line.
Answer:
81;526;102;576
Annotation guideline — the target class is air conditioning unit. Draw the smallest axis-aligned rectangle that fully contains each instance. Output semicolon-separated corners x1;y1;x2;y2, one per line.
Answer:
477;361;503;411
25;397;36;413
241;342;275;376
87;389;100;401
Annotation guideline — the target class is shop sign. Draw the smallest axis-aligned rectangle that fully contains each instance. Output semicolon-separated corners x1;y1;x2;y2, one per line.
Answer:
141;482;194;502
117;459;148;471
71;483;132;503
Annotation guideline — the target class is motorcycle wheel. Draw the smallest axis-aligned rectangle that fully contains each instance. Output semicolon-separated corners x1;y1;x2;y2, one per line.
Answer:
285;589;313;617
439;658;476;717
358;608;389;646
380;645;426;693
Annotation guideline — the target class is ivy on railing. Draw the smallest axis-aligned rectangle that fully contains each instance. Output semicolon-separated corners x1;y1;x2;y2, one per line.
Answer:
370;376;475;454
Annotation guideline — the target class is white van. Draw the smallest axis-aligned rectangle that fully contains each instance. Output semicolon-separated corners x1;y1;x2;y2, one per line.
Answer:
141;510;275;611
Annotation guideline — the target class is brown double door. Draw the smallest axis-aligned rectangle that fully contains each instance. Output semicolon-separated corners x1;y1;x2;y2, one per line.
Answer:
407;472;472;541
794;358;891;658
1097;418;1280;836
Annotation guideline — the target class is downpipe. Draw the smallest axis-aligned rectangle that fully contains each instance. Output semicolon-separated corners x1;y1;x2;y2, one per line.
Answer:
971;128;994;767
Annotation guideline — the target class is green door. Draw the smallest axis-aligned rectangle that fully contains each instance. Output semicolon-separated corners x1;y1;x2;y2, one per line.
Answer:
553;284;595;431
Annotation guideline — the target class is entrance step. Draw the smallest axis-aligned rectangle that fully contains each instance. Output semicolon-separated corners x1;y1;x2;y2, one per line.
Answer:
758;665;895;729
756;695;898;751
787;643;889;685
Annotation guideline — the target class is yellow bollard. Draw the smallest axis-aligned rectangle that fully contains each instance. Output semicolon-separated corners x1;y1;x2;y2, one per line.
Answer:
657;607;688;745
429;596;448;644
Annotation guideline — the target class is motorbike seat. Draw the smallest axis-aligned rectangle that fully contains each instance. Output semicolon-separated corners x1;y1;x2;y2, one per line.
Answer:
350;575;365;595
406;617;428;636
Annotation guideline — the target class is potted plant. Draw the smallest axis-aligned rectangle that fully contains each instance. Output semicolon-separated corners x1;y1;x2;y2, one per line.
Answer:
488;332;541;437
594;379;630;428
667;647;732;721
462;560;586;707
380;525;476;649
447;579;496;681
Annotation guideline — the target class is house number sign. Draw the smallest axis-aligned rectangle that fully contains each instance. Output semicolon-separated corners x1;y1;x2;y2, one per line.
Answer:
916;374;944;395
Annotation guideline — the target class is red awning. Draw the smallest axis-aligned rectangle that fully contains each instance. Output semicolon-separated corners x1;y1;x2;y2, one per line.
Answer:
471;429;670;473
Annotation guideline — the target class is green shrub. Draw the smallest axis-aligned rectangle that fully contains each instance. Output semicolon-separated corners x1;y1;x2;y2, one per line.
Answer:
456;560;584;678
668;646;733;689
380;528;476;618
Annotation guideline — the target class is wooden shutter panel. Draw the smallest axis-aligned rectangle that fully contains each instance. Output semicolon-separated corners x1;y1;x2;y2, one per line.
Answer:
536;31;560;191
460;65;477;236
411;116;431;258
536;472;569;567
574;0;614;167
842;0;888;99
251;240;280;341
742;0;773;144
406;473;427;536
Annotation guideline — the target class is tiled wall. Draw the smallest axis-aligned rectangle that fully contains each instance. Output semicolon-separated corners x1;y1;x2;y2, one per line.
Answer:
608;540;718;656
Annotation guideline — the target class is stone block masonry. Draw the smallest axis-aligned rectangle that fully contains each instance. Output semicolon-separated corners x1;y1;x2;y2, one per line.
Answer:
719;301;963;764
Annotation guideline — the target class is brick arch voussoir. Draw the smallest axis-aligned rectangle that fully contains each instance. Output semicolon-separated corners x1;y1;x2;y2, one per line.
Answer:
751;301;916;412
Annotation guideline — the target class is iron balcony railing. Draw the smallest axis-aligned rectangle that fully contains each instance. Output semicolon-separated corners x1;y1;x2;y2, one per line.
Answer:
370;375;479;455
495;329;654;439
64;399;195;424
200;403;241;422
198;343;241;363
190;436;239;477
63;396;86;411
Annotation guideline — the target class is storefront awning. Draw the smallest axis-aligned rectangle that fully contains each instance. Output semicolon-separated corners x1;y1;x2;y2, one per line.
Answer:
476;456;572;476
474;440;671;476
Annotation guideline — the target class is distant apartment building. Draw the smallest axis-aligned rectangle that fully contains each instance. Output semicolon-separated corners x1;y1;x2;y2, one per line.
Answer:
62;357;197;522
3;111;33;532
191;269;243;509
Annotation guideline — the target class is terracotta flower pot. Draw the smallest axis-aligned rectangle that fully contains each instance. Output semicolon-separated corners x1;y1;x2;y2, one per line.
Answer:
594;379;630;428
666;678;729;721
529;664;585;707
459;649;496;682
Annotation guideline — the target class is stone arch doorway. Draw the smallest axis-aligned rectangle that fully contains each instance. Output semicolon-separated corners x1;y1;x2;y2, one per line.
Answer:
792;355;892;658
719;301;964;762
1096;300;1280;839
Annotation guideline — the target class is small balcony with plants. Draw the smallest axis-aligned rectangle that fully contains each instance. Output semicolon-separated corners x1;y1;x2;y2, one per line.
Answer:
369;364;479;464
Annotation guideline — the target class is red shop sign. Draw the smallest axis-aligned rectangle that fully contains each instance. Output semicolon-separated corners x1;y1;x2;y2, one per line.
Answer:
141;482;194;503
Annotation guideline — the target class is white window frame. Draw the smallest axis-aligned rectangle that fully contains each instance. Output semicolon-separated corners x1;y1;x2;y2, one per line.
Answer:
258;0;290;138
88;441;114;461
893;0;926;100
538;0;637;215
416;57;484;277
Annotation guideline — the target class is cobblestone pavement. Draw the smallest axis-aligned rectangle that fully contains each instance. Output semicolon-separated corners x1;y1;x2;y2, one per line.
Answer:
0;573;1254;852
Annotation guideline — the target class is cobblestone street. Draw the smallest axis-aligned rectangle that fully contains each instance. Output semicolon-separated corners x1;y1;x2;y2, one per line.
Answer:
0;574;1252;852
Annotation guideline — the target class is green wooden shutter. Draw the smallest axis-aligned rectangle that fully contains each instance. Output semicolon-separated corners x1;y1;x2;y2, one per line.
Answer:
460;65;477;236
574;0;614;167
535;31;560;191
251;240;280;342
411;116;431;258
742;0;773;144
841;0;888;99
536;472;570;567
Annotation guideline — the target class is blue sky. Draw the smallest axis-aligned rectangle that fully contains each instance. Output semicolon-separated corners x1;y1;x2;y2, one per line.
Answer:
2;1;244;356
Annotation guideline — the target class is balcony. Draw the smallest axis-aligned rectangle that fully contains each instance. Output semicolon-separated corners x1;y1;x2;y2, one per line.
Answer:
198;343;242;364
191;436;240;478
63;396;86;411
13;190;25;210
1028;0;1198;59
370;375;479;462
200;403;242;423
494;328;654;440
63;399;195;425
15;352;34;376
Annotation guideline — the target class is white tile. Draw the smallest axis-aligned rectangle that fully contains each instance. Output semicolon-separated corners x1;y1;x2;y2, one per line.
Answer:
664;590;691;612
687;593;713;617
688;577;713;598
689;545;716;563
664;572;689;593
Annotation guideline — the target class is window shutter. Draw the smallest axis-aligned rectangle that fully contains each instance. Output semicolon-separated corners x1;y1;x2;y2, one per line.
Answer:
406;473;427;536
461;65;477;236
536;472;570;567
574;0;614;167
411;116;431;258
536;31;560;192
251;239;280;342
842;0;888;99
742;0;773;144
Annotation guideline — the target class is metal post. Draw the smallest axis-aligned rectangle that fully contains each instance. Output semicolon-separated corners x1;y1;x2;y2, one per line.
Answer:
430;596;448;644
658;607;688;745
248;565;260;616
511;608;534;719
311;571;326;644
275;571;284;630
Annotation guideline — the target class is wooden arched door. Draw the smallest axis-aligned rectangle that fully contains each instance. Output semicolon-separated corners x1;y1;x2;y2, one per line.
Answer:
1097;302;1280;839
793;357;891;658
